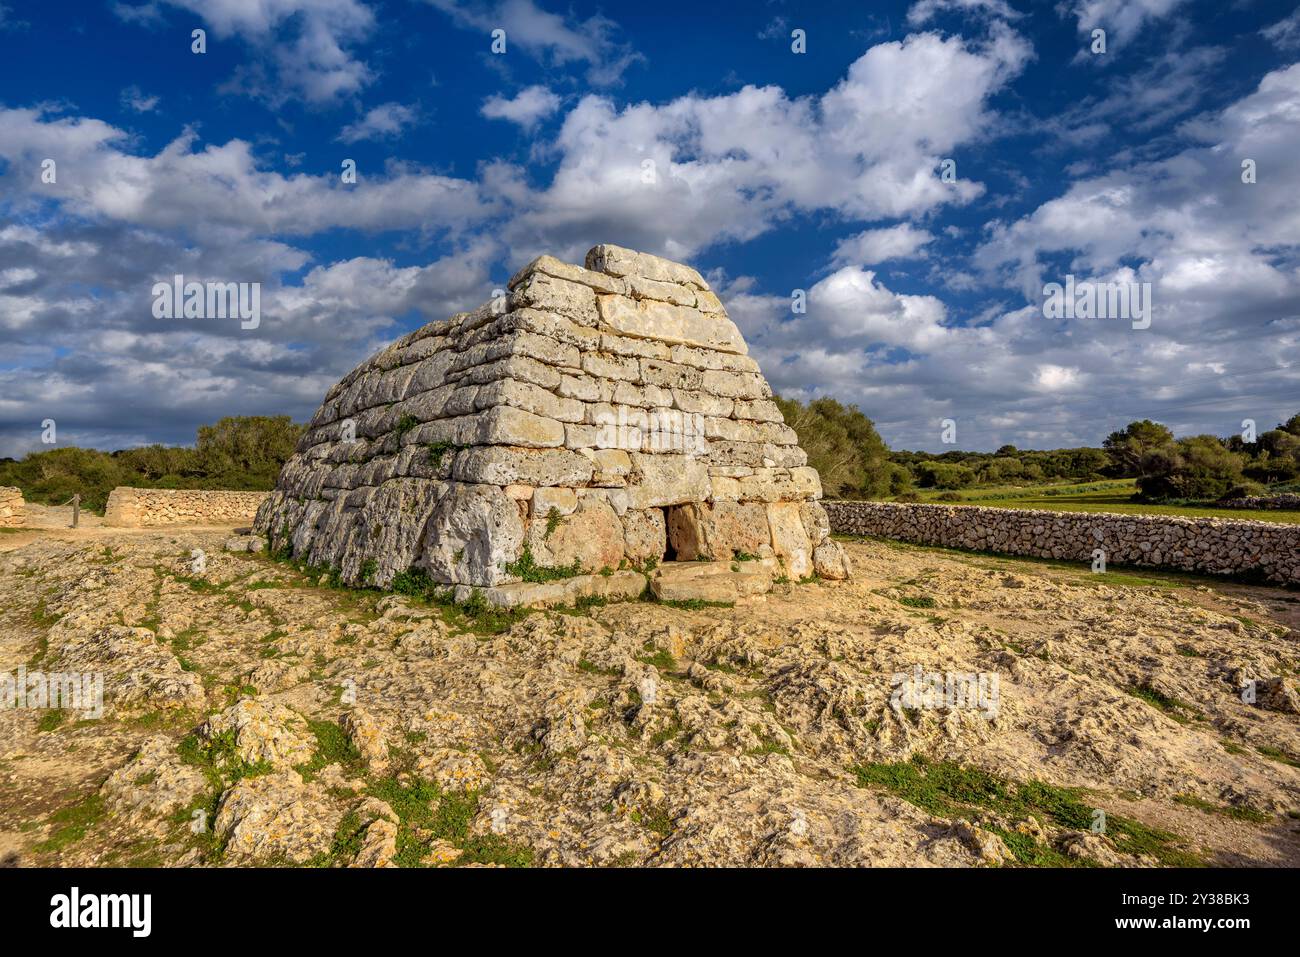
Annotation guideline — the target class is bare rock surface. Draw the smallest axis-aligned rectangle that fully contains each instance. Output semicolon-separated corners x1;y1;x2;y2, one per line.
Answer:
2;528;1298;868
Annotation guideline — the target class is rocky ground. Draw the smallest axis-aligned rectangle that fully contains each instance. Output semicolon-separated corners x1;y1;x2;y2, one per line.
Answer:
1;521;1298;868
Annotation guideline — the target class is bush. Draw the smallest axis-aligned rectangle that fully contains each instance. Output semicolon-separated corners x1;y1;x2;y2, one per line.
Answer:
1103;420;1175;478
774;396;902;499
1136;435;1245;502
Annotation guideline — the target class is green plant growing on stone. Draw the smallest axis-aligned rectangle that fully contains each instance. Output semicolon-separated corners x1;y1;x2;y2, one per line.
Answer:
505;544;584;583
394;414;420;443
544;507;563;540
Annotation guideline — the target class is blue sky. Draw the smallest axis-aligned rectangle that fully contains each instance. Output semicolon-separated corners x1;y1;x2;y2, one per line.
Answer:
0;0;1297;457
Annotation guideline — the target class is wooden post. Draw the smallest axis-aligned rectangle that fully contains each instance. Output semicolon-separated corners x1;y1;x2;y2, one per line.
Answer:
71;494;80;529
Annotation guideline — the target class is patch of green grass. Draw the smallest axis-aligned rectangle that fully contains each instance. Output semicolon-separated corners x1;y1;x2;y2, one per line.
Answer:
658;597;734;611
295;719;363;782
177;728;273;788
851;755;1206;867
914;480;1300;524
1125;684;1200;724
504;544;584;583
425;441;460;468
1255;744;1300;768
629;805;675;837
36;709;67;732
34;791;108;854
898;595;937;609
638;645;677;671
364;774;532;867
544;507;563;540
1174;793;1272;824
394;414;419;442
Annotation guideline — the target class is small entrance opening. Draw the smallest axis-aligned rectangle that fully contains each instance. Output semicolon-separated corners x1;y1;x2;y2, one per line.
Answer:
659;506;678;562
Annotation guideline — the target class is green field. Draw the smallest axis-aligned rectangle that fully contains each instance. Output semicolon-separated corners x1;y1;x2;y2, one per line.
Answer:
911;479;1300;524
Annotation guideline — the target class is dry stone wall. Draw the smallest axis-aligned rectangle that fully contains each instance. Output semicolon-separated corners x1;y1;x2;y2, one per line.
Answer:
0;487;24;528
255;244;851;589
104;488;270;527
824;500;1300;586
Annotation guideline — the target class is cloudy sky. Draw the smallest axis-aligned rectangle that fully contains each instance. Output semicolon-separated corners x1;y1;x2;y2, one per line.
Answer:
0;0;1297;457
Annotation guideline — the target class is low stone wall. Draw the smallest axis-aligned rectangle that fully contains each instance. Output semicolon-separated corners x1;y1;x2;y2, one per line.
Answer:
0;487;24;528
824;501;1300;586
1215;493;1300;511
104;488;270;528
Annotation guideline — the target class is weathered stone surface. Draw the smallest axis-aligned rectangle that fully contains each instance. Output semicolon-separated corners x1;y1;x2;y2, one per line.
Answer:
626;453;711;509
202;698;315;771
453;447;595;488
423;482;525;586
596;295;747;355
823;501;1299;587
586;243;709;289
767;502;813;578
621;508;667;564
254;244;844;594
813;540;852;580
0;486;24;528
667;502;770;561
526;498;625;573
649;560;774;603
106;488;268;528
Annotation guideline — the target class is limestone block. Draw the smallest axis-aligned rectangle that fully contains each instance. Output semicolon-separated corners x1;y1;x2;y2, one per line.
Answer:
600;332;671;360
621;508;668;564
452;446;595;488
582;352;641;382
666;501;771;561
596;295;747;355
626;453;711;509
701;369;769;399
532;487;578;517
641;358;703;390
475;378;584;423
648;561;774;604
422;482;525;586
625;274;696;306
672;389;734;416
586;244;710;290
508;254;627;296
800;500;832;546
767;502;813;578
465;406;565;448
669;344;761;373
525;497;625;573
813;541;852;580
508;272;599;324
557;373;602;402
461;356;562;391
733;398;785;423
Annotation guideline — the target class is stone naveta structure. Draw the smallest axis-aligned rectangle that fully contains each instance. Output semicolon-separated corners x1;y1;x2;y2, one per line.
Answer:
254;244;850;606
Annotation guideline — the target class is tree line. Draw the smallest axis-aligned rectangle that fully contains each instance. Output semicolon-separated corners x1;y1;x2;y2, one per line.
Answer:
774;397;1300;503
0;416;304;512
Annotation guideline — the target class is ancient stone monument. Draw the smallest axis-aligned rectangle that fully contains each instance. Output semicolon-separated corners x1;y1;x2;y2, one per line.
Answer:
254;245;850;606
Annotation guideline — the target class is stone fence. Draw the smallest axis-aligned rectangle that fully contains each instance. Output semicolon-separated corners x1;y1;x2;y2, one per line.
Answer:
824;500;1300;586
104;488;270;528
1215;493;1300;511
0;487;24;528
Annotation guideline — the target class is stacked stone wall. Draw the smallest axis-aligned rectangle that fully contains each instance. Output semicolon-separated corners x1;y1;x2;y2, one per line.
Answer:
824;500;1300;586
255;245;851;588
104;488;270;527
0;487;24;528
